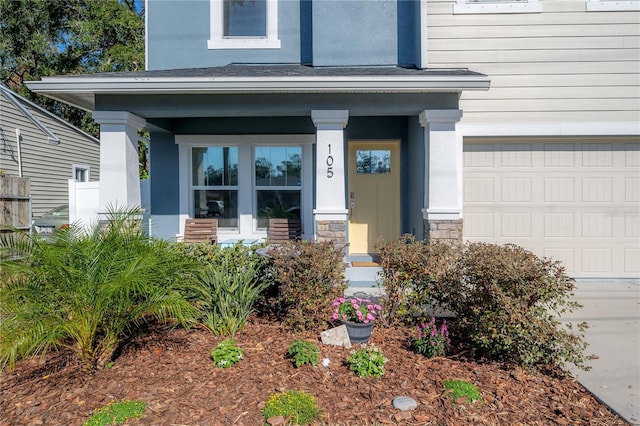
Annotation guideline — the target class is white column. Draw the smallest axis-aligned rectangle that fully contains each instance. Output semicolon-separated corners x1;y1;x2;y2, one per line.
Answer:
311;110;349;222
419;109;464;221
92;111;146;211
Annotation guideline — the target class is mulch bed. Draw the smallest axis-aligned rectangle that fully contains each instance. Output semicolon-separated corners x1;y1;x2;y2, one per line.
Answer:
0;318;628;425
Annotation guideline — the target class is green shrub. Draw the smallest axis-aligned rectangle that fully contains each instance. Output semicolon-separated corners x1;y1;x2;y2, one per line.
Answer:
430;242;588;372
84;400;147;426
376;235;455;325
345;345;387;378
0;207;201;372
287;339;319;368
195;244;270;337
443;380;483;404
266;241;346;331
210;339;244;368
262;390;319;425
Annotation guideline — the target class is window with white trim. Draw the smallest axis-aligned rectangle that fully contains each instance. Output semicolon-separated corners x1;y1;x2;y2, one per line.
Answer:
208;0;281;49
254;146;302;228
586;0;639;11
192;146;239;228
72;164;90;182
454;0;541;14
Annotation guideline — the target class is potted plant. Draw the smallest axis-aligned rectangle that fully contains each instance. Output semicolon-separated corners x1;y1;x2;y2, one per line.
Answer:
332;297;382;344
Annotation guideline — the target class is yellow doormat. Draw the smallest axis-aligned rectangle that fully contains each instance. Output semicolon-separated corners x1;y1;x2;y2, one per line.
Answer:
351;261;379;267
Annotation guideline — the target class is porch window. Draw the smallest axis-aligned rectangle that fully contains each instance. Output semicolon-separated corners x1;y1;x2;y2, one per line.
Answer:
192;146;238;228
208;0;281;49
454;0;541;13
255;146;302;228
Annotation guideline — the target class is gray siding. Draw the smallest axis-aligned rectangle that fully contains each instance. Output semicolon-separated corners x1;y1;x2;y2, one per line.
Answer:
0;96;100;217
426;0;640;123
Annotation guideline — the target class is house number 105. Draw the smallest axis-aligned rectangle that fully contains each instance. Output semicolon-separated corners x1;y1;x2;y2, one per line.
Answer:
326;144;334;178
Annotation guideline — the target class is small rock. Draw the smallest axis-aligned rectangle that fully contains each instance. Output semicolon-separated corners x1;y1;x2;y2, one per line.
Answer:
392;396;417;411
267;416;286;425
320;325;351;348
322;358;330;367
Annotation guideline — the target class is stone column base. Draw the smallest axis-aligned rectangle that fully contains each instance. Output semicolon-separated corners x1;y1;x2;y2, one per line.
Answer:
424;219;463;243
316;220;347;245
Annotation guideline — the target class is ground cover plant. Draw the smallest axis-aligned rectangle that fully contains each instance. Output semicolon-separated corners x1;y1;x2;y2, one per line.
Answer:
83;400;147;426
262;390;319;425
287;339;320;368
0;208;200;372
346;344;387;378
210;339;244;368
443;379;483;405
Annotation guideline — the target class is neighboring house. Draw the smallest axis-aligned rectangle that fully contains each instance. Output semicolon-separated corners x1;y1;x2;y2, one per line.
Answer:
0;85;100;218
26;0;639;278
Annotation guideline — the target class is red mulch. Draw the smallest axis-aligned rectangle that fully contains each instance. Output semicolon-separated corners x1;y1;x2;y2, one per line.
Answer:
0;318;628;425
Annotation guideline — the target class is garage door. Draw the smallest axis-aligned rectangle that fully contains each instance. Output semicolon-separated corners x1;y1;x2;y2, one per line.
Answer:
463;138;640;278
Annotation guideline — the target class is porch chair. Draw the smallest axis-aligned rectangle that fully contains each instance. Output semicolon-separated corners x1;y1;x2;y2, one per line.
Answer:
183;218;218;244
267;218;302;244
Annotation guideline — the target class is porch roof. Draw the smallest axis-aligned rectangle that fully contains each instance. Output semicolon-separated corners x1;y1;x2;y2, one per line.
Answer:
26;64;490;112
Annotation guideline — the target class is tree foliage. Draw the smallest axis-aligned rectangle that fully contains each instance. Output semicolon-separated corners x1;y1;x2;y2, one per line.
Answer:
0;0;144;135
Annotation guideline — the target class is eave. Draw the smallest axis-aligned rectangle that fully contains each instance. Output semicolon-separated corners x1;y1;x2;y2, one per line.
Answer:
26;73;490;112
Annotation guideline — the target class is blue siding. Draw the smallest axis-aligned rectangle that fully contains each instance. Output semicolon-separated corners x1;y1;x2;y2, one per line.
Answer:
312;0;398;66
407;116;425;238
147;0;301;70
149;132;180;238
147;0;420;69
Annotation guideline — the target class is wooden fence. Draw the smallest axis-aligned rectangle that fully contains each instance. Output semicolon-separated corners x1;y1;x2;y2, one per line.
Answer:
0;174;31;233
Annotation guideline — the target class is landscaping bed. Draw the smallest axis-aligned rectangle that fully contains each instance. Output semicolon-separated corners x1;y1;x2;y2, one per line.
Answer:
0;318;627;426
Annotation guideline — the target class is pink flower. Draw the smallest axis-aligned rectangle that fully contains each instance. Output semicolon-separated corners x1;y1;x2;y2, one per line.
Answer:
332;313;339;320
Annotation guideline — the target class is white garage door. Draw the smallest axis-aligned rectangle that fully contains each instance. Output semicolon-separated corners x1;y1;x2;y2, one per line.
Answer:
463;138;640;278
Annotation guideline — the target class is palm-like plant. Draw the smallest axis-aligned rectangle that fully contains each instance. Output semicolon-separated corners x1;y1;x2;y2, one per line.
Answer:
0;208;201;372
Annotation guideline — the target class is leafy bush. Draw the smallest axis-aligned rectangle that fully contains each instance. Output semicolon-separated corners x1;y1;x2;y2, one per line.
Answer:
0;207;200;372
195;244;270;337
443;380;483;404
287;339;319;368
431;243;588;372
412;317;450;358
266;241;346;331
376;235;455;325
210;339;243;368
378;238;588;372
345;345;387;378
262;390;319;425
84;400;147;426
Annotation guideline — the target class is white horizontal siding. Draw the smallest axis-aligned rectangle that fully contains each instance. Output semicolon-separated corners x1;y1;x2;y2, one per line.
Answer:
427;0;640;125
0;96;100;217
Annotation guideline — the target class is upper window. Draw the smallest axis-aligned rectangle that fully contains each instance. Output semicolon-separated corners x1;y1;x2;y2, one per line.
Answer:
454;0;541;14
586;0;639;11
209;0;281;49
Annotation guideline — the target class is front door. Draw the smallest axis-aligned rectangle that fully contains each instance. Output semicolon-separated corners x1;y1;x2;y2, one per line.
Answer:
347;140;401;254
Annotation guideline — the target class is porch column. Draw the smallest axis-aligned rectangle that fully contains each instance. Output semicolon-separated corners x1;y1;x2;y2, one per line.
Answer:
311;110;349;245
419;109;464;243
92;111;146;211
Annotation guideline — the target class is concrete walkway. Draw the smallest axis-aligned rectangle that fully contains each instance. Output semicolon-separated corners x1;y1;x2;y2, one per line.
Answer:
344;264;640;424
562;279;640;425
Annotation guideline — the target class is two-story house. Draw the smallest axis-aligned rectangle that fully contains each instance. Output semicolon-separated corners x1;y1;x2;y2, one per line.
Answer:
26;0;639;278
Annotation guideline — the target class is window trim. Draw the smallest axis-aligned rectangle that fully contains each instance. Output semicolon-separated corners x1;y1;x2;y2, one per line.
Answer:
208;0;281;49
72;164;90;182
453;0;541;14
586;0;639;11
